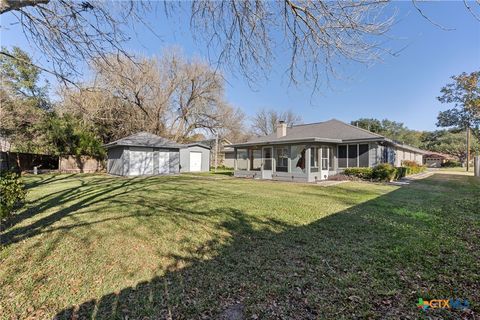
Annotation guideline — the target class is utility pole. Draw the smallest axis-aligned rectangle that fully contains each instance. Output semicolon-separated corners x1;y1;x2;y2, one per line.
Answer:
466;126;470;172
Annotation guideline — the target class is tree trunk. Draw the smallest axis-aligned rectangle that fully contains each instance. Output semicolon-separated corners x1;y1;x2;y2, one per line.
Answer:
466;127;470;172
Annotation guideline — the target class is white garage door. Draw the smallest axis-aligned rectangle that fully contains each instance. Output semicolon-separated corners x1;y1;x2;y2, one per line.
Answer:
129;147;153;175
189;152;202;172
158;151;170;174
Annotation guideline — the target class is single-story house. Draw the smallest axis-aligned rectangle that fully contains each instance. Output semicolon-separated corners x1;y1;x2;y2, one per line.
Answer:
423;152;456;168
198;138;235;168
230;119;427;182
105;132;210;176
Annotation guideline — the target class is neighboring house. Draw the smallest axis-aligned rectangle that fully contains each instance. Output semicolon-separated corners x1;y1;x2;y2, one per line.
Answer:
223;145;235;168
423;152;456;168
230;119;427;182
105;132;210;176
198;138;235;168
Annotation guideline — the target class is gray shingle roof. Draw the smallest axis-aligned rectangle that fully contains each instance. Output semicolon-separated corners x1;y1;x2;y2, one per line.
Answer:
104;132;182;149
232;119;384;146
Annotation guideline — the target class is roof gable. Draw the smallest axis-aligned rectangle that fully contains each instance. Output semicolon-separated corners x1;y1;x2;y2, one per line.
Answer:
245;119;384;144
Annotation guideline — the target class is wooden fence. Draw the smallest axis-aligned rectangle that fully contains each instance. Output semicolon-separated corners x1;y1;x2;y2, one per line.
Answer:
0;152;104;173
0;152;58;172
58;156;105;173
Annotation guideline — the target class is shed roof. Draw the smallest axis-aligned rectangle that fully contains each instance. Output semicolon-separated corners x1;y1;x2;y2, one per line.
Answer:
181;143;211;150
104;132;182;149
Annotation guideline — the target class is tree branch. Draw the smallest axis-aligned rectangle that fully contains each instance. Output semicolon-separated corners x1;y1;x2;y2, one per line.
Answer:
0;0;49;14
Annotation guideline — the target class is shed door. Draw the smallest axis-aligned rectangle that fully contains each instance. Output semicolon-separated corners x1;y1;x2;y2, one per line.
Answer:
159;151;170;174
190;152;202;172
129;147;153;175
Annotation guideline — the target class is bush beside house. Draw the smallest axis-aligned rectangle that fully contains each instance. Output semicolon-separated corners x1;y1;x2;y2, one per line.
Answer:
344;161;426;182
343;168;373;180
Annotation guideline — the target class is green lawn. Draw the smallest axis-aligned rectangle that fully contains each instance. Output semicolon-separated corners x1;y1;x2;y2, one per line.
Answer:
1;172;479;319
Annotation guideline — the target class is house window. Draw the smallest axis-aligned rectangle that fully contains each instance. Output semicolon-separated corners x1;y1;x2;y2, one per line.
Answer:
275;147;289;172
358;144;369;167
348;145;358;167
250;149;262;171
338;145;347;168
236;149;249;170
310;147;319;172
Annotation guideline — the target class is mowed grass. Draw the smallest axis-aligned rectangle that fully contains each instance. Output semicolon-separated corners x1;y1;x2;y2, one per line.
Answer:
0;172;479;319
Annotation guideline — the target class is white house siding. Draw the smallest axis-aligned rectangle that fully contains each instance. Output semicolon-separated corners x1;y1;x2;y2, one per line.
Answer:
415;153;423;164
393;147;424;166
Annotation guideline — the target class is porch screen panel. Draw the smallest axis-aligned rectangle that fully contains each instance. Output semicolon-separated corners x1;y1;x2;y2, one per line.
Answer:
290;145;306;173
329;147;334;170
251;149;261;171
358;144;369;167
237;149;248;170
338;145;347;168
275;147;289;172
310;147;319;172
321;147;329;170
348;145;358;167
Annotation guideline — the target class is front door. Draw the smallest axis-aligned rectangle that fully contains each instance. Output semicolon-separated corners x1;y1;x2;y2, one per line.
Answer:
189;152;202;172
262;147;273;179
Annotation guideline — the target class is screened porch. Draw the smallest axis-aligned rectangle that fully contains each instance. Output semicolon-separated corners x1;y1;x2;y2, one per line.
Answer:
234;143;373;182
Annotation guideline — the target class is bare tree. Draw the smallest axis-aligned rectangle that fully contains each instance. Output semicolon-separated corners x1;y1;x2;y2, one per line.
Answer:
3;1;478;90
0;0;150;83
251;109;302;136
60;51;246;143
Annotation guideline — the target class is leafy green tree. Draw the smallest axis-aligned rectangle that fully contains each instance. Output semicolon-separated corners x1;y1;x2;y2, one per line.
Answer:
351;118;424;147
350;118;382;133
0;46;49;104
43;114;106;160
421;130;478;162
437;71;480;140
0;46;50;153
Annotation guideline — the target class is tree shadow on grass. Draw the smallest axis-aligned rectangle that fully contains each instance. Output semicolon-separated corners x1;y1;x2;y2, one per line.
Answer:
53;174;479;319
1;175;214;246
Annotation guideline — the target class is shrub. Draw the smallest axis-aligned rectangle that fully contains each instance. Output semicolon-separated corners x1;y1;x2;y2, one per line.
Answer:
401;160;419;167
0;171;27;221
441;160;461;168
394;167;407;180
400;160;426;175
343;167;373;180
372;163;396;182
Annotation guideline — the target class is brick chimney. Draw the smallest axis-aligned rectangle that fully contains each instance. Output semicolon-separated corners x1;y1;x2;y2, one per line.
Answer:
276;120;287;138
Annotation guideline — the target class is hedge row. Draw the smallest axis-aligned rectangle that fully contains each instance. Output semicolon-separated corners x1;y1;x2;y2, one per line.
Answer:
344;162;426;182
